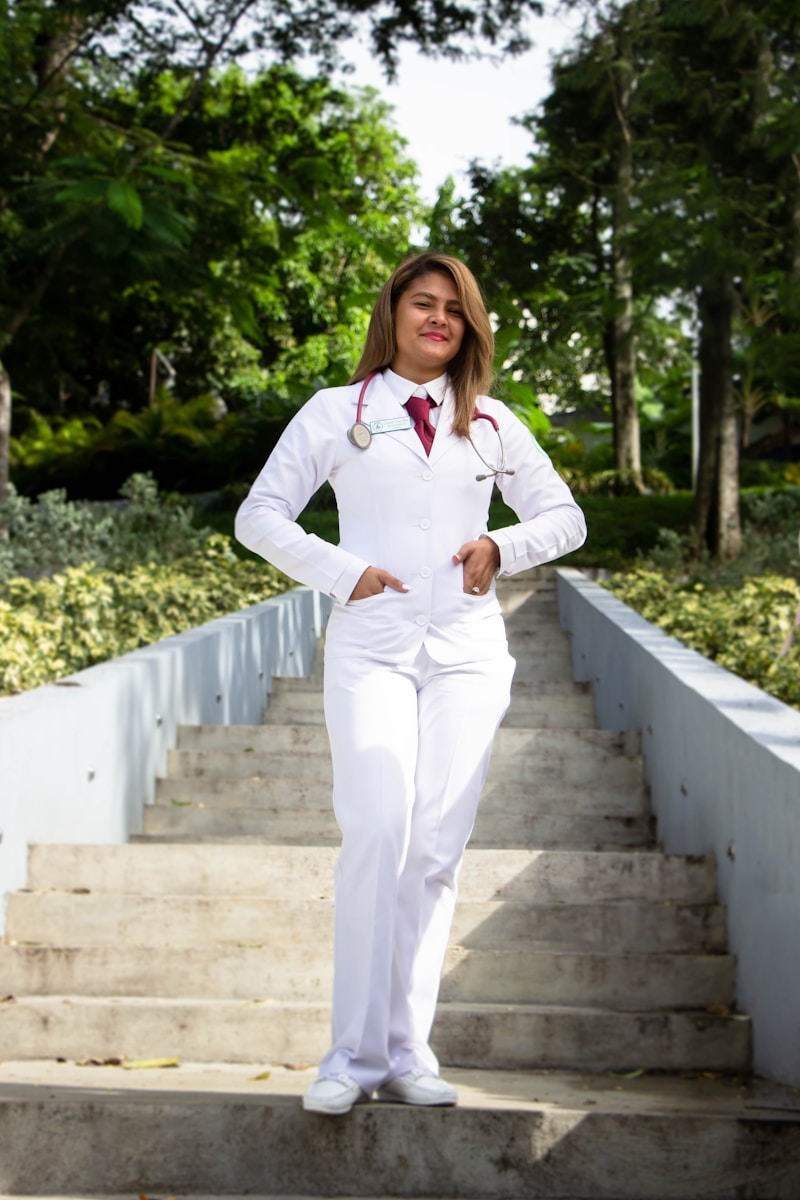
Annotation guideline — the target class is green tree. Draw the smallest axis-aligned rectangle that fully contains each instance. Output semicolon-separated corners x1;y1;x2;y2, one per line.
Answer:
635;0;800;556
446;0;799;555
0;0;545;502
6;66;421;423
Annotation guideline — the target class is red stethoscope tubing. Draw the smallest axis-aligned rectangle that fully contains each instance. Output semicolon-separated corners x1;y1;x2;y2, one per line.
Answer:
354;372;498;430
354;370;378;425
350;372;513;479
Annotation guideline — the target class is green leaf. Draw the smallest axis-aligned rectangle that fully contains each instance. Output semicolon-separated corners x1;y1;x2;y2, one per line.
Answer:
106;180;144;230
55;179;108;205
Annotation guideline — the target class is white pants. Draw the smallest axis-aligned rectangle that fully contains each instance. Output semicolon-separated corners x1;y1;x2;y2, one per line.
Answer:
319;642;515;1092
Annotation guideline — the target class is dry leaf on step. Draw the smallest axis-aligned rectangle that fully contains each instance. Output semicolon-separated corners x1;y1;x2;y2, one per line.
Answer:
122;1057;180;1070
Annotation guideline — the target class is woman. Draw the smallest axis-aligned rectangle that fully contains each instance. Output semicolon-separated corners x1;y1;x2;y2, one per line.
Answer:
235;251;586;1115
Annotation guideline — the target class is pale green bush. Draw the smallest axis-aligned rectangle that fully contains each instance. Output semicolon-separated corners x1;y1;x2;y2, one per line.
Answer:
604;568;800;710
0;473;212;583
0;537;289;695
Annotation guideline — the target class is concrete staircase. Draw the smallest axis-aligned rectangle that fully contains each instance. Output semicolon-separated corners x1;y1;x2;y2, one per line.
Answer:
2;570;799;1198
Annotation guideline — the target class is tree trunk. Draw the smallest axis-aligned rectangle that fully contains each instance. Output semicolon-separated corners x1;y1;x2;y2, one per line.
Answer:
611;171;640;480
0;357;11;522
695;274;742;559
609;27;641;486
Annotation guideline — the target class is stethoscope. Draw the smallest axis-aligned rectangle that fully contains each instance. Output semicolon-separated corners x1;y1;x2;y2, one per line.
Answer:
347;370;515;482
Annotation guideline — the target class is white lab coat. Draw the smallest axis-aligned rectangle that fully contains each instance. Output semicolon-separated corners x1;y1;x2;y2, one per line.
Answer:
235;371;586;1093
235;372;586;663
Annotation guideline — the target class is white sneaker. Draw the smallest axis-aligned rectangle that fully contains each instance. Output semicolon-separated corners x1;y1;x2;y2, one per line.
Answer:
377;1070;457;1106
302;1073;368;1115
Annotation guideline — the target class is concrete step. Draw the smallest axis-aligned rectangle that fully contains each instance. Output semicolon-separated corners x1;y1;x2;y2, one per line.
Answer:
138;802;654;849
6;894;728;954
175;722;637;757
2;568;779;1198
154;775;650;819
275;651;576;688
264;685;597;729
25;844;719;904
506;632;571;649
0;996;752;1072
0;944;736;1009
161;748;642;788
165;733;643;789
2;1061;797;1200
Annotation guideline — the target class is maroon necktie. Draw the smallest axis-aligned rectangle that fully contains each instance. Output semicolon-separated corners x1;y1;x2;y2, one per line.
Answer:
406;393;436;456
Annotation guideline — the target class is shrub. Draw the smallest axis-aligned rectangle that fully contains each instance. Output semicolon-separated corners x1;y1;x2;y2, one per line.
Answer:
603;568;800;710
0;473;213;582
10;403;287;499
579;467;675;497
0;540;290;695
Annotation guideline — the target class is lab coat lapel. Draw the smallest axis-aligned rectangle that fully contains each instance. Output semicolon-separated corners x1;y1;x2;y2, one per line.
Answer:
361;374;431;463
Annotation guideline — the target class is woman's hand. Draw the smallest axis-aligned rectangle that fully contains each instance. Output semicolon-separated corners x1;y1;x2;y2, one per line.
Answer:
349;566;410;602
453;537;500;596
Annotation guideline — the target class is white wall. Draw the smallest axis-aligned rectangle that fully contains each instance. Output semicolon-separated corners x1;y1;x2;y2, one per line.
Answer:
557;568;800;1087
0;587;331;933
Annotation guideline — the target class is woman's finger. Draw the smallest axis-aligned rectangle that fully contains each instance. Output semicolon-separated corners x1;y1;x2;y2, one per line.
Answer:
349;567;409;601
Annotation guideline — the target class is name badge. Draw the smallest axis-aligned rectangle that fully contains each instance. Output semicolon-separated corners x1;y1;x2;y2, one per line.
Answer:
370;416;413;435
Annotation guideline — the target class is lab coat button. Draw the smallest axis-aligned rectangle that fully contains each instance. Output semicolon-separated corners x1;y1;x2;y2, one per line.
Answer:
420;567;432;579
415;614;427;626
420;518;431;530
422;470;433;481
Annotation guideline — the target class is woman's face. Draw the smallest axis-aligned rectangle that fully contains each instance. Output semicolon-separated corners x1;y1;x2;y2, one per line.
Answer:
390;271;465;383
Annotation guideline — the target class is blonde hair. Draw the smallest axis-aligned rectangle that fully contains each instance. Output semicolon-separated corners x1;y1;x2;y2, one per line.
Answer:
349;251;495;438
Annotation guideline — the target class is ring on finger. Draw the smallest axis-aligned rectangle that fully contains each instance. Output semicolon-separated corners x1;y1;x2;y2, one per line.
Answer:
471;585;481;594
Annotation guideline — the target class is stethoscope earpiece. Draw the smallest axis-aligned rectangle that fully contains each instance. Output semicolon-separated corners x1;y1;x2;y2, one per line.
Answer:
476;468;515;482
471;410;512;481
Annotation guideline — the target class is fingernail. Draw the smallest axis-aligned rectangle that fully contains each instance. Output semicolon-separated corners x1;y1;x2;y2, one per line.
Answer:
401;584;411;591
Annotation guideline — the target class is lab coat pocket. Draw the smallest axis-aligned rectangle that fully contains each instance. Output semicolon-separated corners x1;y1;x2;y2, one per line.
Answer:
345;590;388;608
328;587;412;662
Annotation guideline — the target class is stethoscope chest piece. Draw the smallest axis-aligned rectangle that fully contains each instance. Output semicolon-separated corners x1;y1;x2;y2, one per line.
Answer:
347;371;379;449
347;421;372;450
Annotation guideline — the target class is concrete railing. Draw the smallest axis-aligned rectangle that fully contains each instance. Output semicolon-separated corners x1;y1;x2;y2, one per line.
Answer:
557;567;800;1089
0;586;332;935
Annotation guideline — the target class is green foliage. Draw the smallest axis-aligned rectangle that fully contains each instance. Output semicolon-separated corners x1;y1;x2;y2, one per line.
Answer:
3;50;422;423
741;487;800;535
603;568;800;710
0;470;291;693
442;0;800;527
602;484;800;709
577;467;675;497
9;401;288;499
554;491;696;569
10;411;103;468
632;487;800;585
0;473;213;581
0;536;291;696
